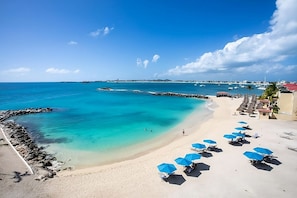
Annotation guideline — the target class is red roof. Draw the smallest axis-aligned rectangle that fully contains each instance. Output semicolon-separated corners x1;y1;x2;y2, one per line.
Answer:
284;83;297;91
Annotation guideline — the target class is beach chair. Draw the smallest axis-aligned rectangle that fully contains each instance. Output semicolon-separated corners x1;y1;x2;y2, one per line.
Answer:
235;136;245;142
262;153;276;161
191;148;207;153
228;138;237;144
250;159;263;165
158;172;169;182
184;166;193;174
207;144;217;151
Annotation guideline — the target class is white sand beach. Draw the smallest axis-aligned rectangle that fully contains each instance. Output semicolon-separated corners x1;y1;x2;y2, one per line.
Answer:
1;96;297;197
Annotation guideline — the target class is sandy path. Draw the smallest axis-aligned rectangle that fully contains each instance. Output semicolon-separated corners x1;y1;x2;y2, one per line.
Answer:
0;126;31;183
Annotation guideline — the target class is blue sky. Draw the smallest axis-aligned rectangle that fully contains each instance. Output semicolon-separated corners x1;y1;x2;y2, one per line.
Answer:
0;0;296;82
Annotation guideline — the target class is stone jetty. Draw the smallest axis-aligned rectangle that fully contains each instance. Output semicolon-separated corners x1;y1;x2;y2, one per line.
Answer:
0;108;52;122
150;91;209;99
0;108;63;181
98;87;209;99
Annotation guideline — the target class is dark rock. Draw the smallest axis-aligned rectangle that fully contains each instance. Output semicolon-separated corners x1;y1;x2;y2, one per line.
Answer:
43;161;52;167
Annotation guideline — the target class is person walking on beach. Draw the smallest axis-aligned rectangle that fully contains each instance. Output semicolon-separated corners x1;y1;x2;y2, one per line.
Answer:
182;129;185;136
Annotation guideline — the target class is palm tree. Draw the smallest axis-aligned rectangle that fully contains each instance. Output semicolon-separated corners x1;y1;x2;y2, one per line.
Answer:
260;82;278;100
259;82;280;114
272;104;280;113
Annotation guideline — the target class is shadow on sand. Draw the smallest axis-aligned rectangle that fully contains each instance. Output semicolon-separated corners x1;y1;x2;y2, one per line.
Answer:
11;171;30;183
184;167;201;177
229;139;250;147
201;151;213;158
196;162;210;171
208;147;223;153
241;139;250;144
265;158;282;166
167;174;186;185
252;162;273;171
229;142;242;147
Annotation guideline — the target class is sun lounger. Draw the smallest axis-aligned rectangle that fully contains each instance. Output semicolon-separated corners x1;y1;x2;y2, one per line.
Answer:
207;144;217;151
158;172;169;181
228;138;237;144
262;153;277;161
250;159;262;164
235;136;245;142
191;147;206;153
184;166;194;174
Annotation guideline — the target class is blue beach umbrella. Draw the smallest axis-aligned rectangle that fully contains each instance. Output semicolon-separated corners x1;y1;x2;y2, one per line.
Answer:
185;153;201;161
235;127;246;131
232;132;245;138
192;143;206;150
238;121;247;124
243;151;264;161
175;157;192;166
223;134;236;140
157;163;177;174
203;139;217;145
253;147;273;155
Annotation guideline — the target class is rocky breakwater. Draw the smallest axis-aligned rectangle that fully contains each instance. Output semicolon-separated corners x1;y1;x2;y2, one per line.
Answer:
151;92;209;99
0;108;63;181
97;87;209;99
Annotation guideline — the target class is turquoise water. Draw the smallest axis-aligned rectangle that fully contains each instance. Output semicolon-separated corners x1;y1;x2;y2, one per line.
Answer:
0;82;263;166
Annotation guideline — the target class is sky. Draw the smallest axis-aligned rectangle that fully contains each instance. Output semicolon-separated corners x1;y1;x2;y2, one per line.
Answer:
0;0;296;82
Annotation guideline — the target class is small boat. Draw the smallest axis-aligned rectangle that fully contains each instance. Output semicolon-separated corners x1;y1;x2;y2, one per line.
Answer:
257;86;266;90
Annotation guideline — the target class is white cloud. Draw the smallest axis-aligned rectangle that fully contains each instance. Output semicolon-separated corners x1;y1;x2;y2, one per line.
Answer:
167;0;297;77
68;41;78;45
6;67;31;73
103;27;113;35
73;69;80;73
143;60;149;69
136;58;149;69
152;54;160;62
90;26;114;38
136;58;142;66
46;68;80;74
90;29;101;37
137;54;160;69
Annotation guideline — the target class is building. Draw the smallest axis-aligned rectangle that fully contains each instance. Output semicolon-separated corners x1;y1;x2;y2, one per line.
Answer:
276;83;297;121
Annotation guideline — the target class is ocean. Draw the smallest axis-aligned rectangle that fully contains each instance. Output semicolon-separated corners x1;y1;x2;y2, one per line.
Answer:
0;82;263;167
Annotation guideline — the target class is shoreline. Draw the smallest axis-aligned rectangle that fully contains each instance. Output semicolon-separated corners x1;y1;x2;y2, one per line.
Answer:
1;96;297;197
0;98;212;171
42;98;213;169
38;97;215;174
